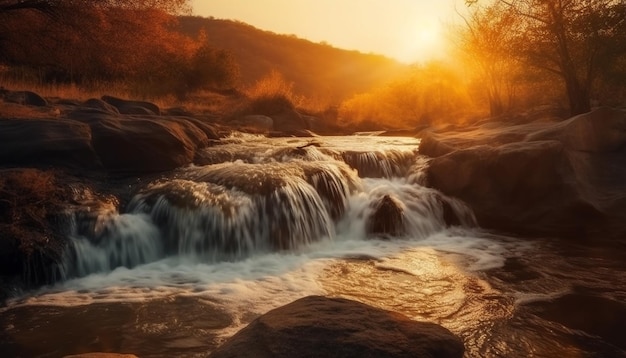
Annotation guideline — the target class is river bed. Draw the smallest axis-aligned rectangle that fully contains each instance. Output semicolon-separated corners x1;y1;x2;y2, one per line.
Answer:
1;136;624;357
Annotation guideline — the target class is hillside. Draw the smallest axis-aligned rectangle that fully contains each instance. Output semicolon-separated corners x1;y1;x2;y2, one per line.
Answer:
178;16;409;101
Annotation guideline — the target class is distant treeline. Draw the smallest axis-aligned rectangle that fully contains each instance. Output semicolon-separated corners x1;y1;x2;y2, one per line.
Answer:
1;0;624;127
0;1;239;97
0;2;407;101
176;16;408;100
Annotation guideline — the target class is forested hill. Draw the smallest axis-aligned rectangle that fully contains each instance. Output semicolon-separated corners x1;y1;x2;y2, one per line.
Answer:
177;16;409;100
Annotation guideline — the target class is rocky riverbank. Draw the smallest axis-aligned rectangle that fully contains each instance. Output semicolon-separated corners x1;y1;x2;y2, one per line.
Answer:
419;107;626;244
0;90;329;293
2;89;625;357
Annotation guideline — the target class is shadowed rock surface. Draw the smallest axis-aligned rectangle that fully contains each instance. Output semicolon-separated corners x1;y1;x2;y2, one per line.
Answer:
209;295;464;358
69;112;210;173
524;293;626;350
366;194;405;237
0;118;99;169
420;107;626;241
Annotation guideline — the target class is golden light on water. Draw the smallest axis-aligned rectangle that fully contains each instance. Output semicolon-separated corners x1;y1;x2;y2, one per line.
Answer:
319;248;506;330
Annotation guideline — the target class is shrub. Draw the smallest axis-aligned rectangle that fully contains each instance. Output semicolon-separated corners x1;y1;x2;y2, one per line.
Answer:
0;169;68;284
244;70;303;113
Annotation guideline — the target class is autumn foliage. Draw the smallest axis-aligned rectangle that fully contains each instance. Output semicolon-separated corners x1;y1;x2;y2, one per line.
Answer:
0;1;239;97
338;62;472;129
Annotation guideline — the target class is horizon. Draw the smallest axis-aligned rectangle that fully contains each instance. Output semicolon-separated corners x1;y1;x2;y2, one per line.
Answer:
191;0;462;64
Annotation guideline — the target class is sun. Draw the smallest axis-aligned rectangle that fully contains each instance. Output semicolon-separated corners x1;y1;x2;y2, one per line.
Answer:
396;24;444;64
417;28;440;47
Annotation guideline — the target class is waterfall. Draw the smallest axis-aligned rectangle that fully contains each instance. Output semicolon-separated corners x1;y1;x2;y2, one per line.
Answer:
59;136;475;280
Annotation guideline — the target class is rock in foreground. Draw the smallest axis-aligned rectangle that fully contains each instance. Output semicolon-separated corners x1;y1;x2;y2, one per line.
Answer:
209;295;464;358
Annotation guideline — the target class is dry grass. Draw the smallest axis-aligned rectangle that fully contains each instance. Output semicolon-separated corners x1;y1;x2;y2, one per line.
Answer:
1;72;334;118
244;70;304;106
243;70;333;115
0;77;243;116
1;78;115;102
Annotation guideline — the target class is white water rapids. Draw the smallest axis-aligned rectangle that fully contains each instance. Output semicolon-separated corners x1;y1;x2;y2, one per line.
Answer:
1;135;624;358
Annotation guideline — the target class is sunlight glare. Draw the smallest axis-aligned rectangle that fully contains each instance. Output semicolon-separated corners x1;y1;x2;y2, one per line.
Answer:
396;22;444;64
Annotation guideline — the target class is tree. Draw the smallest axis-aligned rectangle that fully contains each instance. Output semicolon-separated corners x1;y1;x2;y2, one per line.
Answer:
187;39;240;91
0;0;191;66
467;0;626;116
0;0;209;93
457;2;522;116
0;0;190;14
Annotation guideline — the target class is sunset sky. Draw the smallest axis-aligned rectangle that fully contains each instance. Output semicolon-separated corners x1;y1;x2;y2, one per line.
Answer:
192;0;461;63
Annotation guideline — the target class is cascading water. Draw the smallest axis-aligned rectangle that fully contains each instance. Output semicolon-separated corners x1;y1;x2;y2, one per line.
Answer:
2;135;624;358
59;136;467;279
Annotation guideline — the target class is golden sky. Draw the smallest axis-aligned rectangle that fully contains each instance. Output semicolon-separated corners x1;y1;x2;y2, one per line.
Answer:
192;0;460;63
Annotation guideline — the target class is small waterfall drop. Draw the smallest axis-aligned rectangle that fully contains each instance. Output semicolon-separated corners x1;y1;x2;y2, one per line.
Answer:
65;213;162;277
58;136;474;280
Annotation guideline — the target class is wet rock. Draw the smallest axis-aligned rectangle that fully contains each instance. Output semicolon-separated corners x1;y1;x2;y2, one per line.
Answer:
524;293;626;349
427;140;603;238
0;118;99;169
176;116;220;140
102;95;160;115
422;108;626;241
366;194;405;237
440;198;462;227
209;295;464;358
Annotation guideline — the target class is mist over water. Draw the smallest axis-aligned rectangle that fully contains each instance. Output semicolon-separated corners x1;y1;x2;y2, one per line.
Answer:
1;136;624;358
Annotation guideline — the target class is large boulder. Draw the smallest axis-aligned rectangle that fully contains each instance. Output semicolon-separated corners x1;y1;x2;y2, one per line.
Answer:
421;107;626;241
0;118;99;169
209;295;464;358
70;112;209;173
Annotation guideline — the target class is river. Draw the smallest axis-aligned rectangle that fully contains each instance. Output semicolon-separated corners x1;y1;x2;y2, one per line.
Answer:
1;135;624;357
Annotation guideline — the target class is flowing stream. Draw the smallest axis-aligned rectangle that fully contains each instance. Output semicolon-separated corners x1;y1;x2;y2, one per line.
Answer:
1;135;624;357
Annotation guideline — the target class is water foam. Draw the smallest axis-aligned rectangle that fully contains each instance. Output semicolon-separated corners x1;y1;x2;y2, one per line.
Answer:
7;137;511;314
